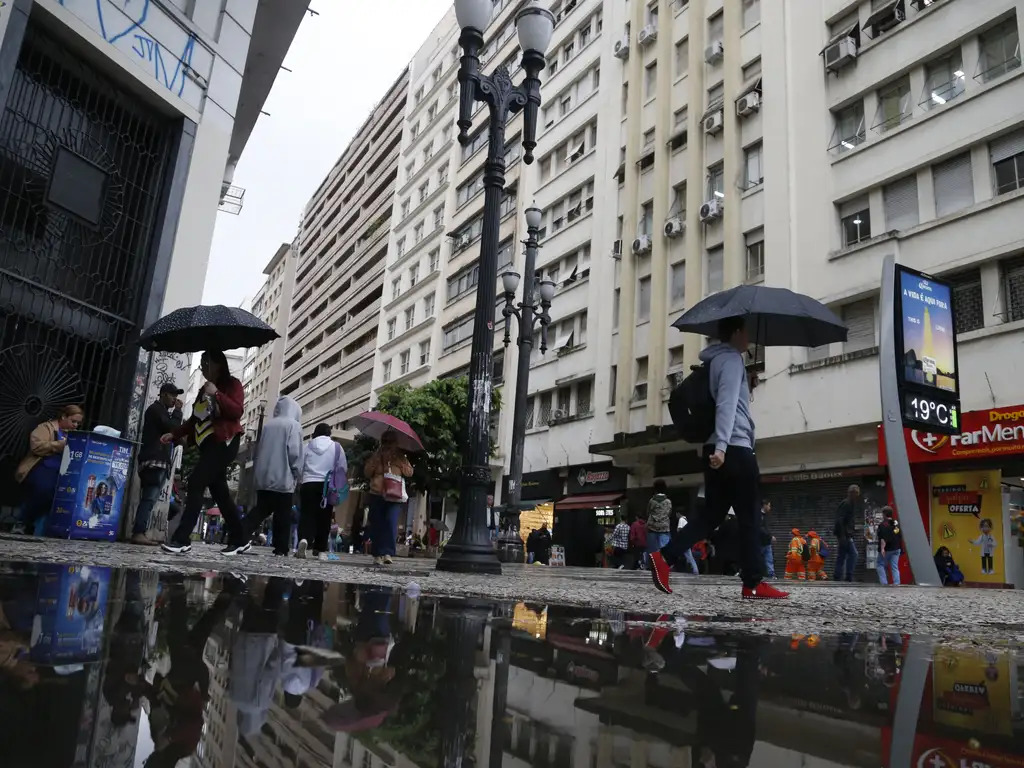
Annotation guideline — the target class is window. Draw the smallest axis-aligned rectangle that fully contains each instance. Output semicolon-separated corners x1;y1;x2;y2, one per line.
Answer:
391;277;402;300
671;108;688;150
414;86;424;103
948;269;983;333
419;183;430;203
400;350;410;375
1004;256;1024;322
670;261;686;307
400;199;410;219
404;306;415;331
978;20;1021;83
419;340;432;366
462;128;487;161
742;57;762;81
423;142;434;163
933;152;974;217
383;359;392;382
427;102;437;122
608;365;617;405
883;174;919;231
707;246;724;293
576;379;593;415
707;81;724;107
434;205;445;230
643;128;655;148
831;102;866;153
708;164;725;199
708;11;724;43
428;249;440;272
645;62;658;98
842;299;876;353
863;0;905;38
922;52;965;109
396;237;406;258
439;162;449;184
613;288;620;329
457;171;485;206
743;142;763;188
647;1;658;25
560;94;572;116
675;38;689;76
424;293;435;317
641;201;654;235
991;129;1024;194
443;315;475;351
633;357;649;401
405;161;416;181
562;40;575;64
840;197;871;246
637;276;652;321
671;182;686;216
742;0;760;28
874;77;912;132
410;264;420;285
745;229;765;282
387;318;396;341
414;222;424;242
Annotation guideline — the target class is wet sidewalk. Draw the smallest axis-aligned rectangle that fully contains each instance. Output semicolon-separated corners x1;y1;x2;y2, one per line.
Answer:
1;534;1021;643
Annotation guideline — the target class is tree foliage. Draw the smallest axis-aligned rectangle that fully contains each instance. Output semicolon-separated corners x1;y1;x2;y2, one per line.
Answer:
345;375;501;500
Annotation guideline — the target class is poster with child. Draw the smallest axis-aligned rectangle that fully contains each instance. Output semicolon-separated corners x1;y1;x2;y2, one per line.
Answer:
929;470;1004;584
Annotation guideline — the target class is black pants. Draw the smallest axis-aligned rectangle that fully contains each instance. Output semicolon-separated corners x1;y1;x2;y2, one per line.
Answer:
663;445;764;589
299;481;331;553
173;435;241;546
982;553;994;572
246;490;293;555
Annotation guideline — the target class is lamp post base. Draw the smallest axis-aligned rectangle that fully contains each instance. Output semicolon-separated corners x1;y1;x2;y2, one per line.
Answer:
436;542;503;574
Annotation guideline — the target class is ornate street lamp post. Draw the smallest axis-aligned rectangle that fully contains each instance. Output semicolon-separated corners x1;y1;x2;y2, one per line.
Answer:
496;207;555;562
437;0;555;575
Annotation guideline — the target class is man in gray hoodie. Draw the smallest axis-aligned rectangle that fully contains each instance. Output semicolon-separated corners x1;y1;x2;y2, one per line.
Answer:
651;317;789;600
245;396;303;555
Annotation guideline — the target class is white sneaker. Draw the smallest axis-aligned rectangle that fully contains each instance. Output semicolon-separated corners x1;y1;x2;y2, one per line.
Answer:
221;542;252;557
383;555;393;565
295;539;308;559
161;542;192;555
373;557;383;566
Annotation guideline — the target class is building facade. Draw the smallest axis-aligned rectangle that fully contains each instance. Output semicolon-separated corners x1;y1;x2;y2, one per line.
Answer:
280;71;409;441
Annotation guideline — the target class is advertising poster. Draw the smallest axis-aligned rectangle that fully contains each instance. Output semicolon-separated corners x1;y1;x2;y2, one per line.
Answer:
48;432;133;540
929;470;1004;584
931;647;1013;737
30;564;111;664
899;269;957;392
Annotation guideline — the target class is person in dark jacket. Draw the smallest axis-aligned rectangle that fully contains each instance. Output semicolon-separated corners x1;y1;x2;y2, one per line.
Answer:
133;383;184;545
526;524;552;565
833;485;861;582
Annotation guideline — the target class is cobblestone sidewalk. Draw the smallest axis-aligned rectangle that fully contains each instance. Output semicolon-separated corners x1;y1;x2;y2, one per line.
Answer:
2;534;1021;644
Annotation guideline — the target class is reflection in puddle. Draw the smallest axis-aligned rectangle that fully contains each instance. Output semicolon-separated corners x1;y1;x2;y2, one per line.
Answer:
0;562;1021;768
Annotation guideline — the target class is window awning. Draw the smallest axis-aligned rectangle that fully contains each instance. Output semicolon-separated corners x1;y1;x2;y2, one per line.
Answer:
700;98;725;121
738;76;762;99
862;0;904;38
556;492;623;509
820;22;859;54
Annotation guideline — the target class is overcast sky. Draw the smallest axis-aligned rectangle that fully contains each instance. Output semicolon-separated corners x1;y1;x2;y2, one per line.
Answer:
201;0;453;309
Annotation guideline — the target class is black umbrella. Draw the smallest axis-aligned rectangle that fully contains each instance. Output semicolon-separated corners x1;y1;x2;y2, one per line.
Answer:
671;285;848;347
138;305;278;353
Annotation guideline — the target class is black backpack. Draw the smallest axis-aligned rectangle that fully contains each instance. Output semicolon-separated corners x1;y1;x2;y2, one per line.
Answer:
668;364;716;444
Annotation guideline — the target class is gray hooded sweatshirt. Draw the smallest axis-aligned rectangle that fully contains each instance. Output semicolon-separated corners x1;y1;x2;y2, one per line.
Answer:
254;396;303;493
699;342;754;453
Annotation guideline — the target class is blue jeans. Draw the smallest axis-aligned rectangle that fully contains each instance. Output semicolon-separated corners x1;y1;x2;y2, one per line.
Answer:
647;531;671;557
369;495;400;557
761;545;776;578
876;549;901;585
134;468;167;535
834;539;858;582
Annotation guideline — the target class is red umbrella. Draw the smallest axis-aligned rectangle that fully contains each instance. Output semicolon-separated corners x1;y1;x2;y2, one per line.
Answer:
349;411;424;453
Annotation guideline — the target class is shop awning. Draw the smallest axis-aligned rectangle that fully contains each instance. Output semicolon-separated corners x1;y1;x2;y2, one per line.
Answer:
556;493;623;510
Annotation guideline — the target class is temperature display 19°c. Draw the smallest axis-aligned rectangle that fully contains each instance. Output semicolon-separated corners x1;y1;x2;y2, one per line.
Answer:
904;393;959;431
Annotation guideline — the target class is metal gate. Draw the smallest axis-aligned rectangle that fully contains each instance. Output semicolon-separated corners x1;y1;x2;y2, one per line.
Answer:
0;23;175;504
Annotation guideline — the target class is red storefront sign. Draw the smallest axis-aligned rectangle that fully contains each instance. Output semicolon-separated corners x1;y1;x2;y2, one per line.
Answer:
879;404;1024;465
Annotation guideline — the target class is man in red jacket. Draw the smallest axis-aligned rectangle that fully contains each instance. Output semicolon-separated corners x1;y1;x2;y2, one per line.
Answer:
160;350;248;556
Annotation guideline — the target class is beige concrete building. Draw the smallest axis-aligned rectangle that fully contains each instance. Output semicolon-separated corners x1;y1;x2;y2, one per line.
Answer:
242;241;298;431
280;70;410;441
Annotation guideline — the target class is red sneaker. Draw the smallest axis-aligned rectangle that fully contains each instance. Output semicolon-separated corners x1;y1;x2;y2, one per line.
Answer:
742;582;789;600
650;551;672;594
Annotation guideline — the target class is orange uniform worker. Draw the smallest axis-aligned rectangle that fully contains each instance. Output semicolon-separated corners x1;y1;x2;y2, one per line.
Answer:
805;531;829;581
785;528;807;580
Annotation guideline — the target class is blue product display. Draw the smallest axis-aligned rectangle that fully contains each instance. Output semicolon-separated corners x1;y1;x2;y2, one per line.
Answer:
30;564;111;664
48;431;133;540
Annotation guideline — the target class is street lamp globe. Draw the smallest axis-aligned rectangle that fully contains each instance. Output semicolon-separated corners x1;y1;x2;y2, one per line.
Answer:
455;0;493;32
538;279;557;303
524;206;543;229
515;2;556;55
502;271;522;295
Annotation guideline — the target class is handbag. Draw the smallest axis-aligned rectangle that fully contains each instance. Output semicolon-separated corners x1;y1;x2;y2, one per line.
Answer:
382;463;405;502
322;443;349;508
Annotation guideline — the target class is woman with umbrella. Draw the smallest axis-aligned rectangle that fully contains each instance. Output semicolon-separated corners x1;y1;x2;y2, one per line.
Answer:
159;350;248;556
353;414;420;566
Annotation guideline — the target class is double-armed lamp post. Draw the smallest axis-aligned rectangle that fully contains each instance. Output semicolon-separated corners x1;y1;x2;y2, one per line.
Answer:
436;0;555;575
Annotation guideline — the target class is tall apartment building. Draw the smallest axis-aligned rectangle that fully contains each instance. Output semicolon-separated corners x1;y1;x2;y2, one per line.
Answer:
241;241;298;430
280;71;410;441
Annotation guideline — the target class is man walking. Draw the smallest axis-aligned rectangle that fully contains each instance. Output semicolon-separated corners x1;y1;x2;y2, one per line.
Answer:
875;506;903;586
244;397;304;556
133;383;183;545
651;317;788;600
610;515;630;569
759;500;776;579
833;484;861;582
646;480;673;561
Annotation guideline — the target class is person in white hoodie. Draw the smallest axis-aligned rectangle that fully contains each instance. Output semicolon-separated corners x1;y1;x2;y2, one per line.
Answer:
298;423;347;558
245;397;303;556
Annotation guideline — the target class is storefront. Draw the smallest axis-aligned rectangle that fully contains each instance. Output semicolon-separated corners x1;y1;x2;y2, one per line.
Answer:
552;463;628;567
502;470;562;554
878;404;1024;588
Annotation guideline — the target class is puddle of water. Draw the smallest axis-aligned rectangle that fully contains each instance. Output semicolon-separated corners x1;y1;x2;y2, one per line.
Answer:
0;561;1021;768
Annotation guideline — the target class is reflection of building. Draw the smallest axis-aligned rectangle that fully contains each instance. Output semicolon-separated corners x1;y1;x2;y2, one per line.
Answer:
196;622;238;768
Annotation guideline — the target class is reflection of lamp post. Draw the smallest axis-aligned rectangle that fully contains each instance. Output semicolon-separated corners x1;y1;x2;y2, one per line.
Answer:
497;206;555;562
437;600;491;767
436;0;555;576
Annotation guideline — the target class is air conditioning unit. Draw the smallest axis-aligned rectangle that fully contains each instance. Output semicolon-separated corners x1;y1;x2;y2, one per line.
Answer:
611;239;623;259
664;217;685;238
704;40;724;64
699;199;724;222
456;233;470;248
823;36;857;73
703;110;724;135
550;409;567;422
632;234;653;255
736;91;761;117
638;24;658;46
613;37;630;60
